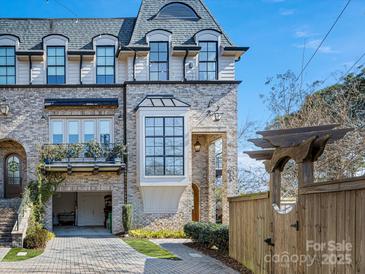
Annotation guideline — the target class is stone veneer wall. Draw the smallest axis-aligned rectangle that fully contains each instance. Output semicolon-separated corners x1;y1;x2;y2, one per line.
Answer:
0;86;125;233
125;83;238;229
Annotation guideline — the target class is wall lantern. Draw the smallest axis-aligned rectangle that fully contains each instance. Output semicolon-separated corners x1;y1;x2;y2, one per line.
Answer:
212;112;223;122
194;138;201;152
0;99;9;116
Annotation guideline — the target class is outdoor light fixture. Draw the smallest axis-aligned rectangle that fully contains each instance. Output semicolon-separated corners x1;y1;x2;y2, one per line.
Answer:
212;112;223;122
41;113;47;120
194;138;201;152
0;99;9;116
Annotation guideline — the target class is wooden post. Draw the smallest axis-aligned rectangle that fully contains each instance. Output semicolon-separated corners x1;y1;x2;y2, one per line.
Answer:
270;169;281;207
298;160;314;187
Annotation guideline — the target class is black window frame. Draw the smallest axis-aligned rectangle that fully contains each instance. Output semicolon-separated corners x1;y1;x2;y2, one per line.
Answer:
0;46;16;85
149;41;169;81
96;45;116;84
145;116;184;176
198;41;218;81
47;46;66;84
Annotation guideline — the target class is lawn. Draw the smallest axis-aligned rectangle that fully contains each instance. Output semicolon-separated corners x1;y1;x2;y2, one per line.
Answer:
2;248;44;262
123;238;180;260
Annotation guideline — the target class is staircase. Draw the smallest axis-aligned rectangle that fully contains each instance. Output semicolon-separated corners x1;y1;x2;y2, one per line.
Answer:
0;199;21;247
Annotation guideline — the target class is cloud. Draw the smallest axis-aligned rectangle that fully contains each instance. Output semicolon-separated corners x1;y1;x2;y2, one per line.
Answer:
280;9;295;16
294;39;339;54
295;31;310;38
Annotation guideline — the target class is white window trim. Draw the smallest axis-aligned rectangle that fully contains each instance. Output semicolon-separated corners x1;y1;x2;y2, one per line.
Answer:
136;108;190;187
49;117;114;144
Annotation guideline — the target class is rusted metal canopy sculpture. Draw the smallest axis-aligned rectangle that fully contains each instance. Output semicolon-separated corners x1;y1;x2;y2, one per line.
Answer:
244;124;353;206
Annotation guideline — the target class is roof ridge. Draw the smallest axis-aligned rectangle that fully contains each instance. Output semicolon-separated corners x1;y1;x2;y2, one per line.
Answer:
0;17;136;20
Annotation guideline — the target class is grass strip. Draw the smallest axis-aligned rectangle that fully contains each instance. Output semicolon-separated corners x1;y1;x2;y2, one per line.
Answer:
2;248;44;262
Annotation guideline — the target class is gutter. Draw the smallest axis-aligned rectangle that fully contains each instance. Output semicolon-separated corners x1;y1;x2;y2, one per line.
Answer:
123;84;128;204
183;50;188;81
28;55;32;85
132;50;137;81
79;55;83;84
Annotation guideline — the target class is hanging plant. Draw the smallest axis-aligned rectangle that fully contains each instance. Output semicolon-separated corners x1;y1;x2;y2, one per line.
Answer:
66;143;84;158
85;141;103;159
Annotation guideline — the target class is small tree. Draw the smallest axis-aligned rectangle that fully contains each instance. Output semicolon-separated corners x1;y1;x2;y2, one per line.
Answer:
122;204;133;235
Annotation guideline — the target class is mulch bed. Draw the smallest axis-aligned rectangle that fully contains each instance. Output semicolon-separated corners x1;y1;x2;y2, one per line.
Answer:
184;242;252;274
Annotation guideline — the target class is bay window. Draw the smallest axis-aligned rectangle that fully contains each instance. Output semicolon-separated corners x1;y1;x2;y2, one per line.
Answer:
145;117;184;176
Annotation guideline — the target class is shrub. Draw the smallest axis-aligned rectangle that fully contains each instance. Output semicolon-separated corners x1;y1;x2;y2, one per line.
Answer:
129;229;186;239
122;204;133;234
184;222;229;252
23;227;49;249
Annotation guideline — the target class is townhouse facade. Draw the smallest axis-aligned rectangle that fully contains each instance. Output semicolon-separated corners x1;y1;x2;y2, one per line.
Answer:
0;0;248;240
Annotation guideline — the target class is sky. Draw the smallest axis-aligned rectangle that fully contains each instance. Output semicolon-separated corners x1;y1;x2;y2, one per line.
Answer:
1;0;365;150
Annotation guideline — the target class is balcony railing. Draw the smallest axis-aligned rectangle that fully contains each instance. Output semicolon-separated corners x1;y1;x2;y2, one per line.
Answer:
41;143;126;174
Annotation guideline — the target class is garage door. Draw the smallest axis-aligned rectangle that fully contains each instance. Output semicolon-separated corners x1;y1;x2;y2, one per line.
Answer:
77;192;106;226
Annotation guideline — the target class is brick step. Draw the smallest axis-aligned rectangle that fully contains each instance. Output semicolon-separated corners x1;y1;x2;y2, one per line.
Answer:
0;227;13;233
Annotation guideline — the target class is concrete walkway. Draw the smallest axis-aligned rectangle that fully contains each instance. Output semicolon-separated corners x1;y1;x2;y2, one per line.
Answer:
0;228;237;273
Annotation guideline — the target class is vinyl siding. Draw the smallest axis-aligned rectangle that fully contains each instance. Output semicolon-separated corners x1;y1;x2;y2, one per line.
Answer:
16;60;29;84
219;56;235;80
67;60;80;84
31;60;45;84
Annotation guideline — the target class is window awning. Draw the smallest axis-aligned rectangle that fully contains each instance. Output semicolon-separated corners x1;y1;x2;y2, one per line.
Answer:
135;95;190;111
44;98;119;108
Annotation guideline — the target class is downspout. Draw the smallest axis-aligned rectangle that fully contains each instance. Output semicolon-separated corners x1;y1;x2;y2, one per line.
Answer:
28;55;32;85
132;50;137;81
123;84;128;204
79;54;83;84
183;50;188;81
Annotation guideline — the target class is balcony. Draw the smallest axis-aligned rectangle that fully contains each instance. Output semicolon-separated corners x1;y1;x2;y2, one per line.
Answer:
41;143;126;174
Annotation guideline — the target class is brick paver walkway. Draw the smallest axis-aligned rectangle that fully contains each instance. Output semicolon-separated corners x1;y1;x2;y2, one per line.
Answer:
0;229;237;273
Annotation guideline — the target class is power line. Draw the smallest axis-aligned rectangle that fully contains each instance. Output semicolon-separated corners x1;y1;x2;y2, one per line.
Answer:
296;0;352;82
46;0;79;18
344;52;365;76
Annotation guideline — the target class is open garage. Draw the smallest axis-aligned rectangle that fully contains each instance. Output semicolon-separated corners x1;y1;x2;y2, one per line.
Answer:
52;192;112;228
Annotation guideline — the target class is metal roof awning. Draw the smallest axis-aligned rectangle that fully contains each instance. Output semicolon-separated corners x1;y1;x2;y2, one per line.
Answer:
44;98;119;108
135;95;190;111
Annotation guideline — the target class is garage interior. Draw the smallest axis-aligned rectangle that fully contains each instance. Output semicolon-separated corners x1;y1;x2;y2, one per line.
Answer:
53;192;112;228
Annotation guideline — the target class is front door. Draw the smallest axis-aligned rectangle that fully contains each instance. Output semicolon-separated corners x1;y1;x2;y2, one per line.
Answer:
4;154;22;198
192;184;200;221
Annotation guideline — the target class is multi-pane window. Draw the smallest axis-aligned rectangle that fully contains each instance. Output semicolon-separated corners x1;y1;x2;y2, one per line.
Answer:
149;42;169;81
145;117;184;176
96;46;115;84
199;41;218;80
47;46;65;84
50;118;113;144
0;46;15;84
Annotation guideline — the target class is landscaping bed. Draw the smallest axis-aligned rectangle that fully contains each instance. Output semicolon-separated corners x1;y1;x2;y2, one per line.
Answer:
184;242;252;274
2;248;43;262
123;238;180;260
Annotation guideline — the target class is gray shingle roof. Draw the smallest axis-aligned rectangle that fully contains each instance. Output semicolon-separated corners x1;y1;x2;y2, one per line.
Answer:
129;0;233;46
0;18;136;50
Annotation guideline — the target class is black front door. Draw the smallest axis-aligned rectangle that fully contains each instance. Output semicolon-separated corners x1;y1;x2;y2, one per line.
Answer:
4;154;22;198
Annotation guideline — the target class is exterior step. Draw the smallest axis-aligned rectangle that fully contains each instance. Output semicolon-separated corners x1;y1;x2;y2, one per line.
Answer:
0;198;21;209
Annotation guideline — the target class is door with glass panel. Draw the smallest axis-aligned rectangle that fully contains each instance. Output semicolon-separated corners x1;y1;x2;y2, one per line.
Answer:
4;154;22;198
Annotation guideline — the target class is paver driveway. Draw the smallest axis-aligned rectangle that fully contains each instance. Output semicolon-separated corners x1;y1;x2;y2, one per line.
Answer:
0;228;237;273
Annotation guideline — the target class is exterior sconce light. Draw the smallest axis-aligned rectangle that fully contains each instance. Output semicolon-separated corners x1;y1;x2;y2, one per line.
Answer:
0;99;9;116
41;113;47;120
194;138;201;152
212;112;223;122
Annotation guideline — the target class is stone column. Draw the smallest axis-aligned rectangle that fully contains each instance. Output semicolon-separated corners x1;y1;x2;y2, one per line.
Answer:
112;184;124;234
44;197;53;231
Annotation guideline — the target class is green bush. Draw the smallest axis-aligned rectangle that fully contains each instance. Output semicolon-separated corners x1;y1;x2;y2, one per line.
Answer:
129;229;186;239
122;204;133;234
23;227;49;249
184;222;229;252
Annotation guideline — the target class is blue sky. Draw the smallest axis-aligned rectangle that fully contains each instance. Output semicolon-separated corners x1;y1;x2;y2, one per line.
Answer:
1;0;364;130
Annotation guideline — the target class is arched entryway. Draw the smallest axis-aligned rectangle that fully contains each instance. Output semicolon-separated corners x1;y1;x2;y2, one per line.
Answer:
0;140;27;198
192;183;200;221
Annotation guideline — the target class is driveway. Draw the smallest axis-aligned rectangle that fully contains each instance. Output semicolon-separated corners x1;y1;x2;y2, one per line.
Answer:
0;228;237;273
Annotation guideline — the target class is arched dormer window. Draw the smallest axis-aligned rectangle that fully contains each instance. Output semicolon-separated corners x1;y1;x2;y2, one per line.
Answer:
92;34;118;84
155;2;200;20
0;35;19;85
43;35;69;84
195;30;221;81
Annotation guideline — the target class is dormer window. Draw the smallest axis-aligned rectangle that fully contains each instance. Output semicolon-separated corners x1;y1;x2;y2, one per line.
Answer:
47;46;65;84
149;42;169;81
0;46;16;84
155;3;199;20
96;46;115;84
198;41;218;80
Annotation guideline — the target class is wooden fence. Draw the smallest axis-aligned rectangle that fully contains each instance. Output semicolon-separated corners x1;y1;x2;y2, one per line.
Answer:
229;176;365;274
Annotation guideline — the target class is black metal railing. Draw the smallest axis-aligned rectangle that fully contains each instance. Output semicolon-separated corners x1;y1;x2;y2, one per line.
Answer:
41;143;126;164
